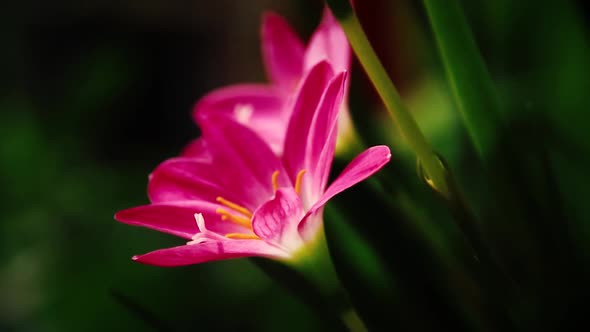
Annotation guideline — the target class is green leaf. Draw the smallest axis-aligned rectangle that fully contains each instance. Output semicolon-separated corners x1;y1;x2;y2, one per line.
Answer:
423;0;503;159
323;204;407;330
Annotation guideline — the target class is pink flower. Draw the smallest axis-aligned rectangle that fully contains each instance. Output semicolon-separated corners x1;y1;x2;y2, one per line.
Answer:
193;8;351;155
115;62;389;266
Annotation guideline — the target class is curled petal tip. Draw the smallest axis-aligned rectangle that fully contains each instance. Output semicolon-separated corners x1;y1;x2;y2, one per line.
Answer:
378;145;392;159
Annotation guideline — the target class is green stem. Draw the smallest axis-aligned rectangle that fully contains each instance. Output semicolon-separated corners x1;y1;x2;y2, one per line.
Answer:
289;228;342;296
289;229;369;332
341;308;369;332
327;0;450;198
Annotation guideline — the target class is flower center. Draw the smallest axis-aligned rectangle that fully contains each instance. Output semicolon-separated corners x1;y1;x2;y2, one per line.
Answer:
215;169;307;240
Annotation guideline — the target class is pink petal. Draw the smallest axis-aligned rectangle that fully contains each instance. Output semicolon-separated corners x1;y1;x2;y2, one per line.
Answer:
193;84;288;154
194;84;284;123
261;12;305;90
180;138;210;160
132;240;289;267
303;7;351;73
282;61;335;182
309;131;338;208
297;210;324;244
115;202;207;239
298;146;391;239
303;8;352;158
307;71;348;200
252;188;305;252
200;115;291;208
115;201;248;240
193;83;284;121
312;145;391;211
148;157;229;204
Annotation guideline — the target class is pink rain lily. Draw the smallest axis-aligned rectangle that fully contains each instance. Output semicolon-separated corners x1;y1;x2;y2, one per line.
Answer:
115;62;390;266
192;7;351;155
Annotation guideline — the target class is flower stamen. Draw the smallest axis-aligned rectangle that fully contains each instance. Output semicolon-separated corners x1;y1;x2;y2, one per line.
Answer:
272;170;280;191
216;197;252;218
225;233;260;240
216;208;252;228
295;169;306;195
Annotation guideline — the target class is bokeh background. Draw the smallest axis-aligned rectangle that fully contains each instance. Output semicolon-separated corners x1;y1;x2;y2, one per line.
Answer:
1;0;588;331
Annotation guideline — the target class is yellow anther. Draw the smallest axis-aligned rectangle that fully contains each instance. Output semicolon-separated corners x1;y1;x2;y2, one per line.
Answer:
216;197;252;218
272;170;280;191
295;169;306;194
216;208;252;228
225;233;260;240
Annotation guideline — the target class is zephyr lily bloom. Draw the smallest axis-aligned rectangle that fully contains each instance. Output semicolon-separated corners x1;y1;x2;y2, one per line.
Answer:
115;62;390;267
192;7;351;156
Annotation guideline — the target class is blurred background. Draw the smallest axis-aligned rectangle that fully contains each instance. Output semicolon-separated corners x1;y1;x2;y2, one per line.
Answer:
1;0;588;331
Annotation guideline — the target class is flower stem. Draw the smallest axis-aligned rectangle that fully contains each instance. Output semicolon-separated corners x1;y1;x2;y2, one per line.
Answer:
341;308;369;332
326;0;450;198
289;229;370;331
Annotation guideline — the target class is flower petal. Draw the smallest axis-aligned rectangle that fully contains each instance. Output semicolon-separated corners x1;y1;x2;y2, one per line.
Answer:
132;240;289;267
193;84;288;154
282;61;334;182
252;188;305;252
298;146;391;239
200;115;291;209
303;7;351;73
115;201;248;240
194;84;283;119
148;157;228;204
303;8;352;158
180;138;210;160
307;71;347;200
312;145;391;211
261;12;305;90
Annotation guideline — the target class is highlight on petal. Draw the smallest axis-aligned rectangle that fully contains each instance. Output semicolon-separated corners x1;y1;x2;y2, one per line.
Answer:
193;84;284;124
193;84;289;153
283;61;335;180
307;71;348;199
261;12;305;90
133;240;289;267
252;188;305;252
303;7;351;73
298;145;392;237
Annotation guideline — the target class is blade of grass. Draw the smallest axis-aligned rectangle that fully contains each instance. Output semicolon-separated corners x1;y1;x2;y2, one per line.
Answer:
422;0;503;159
